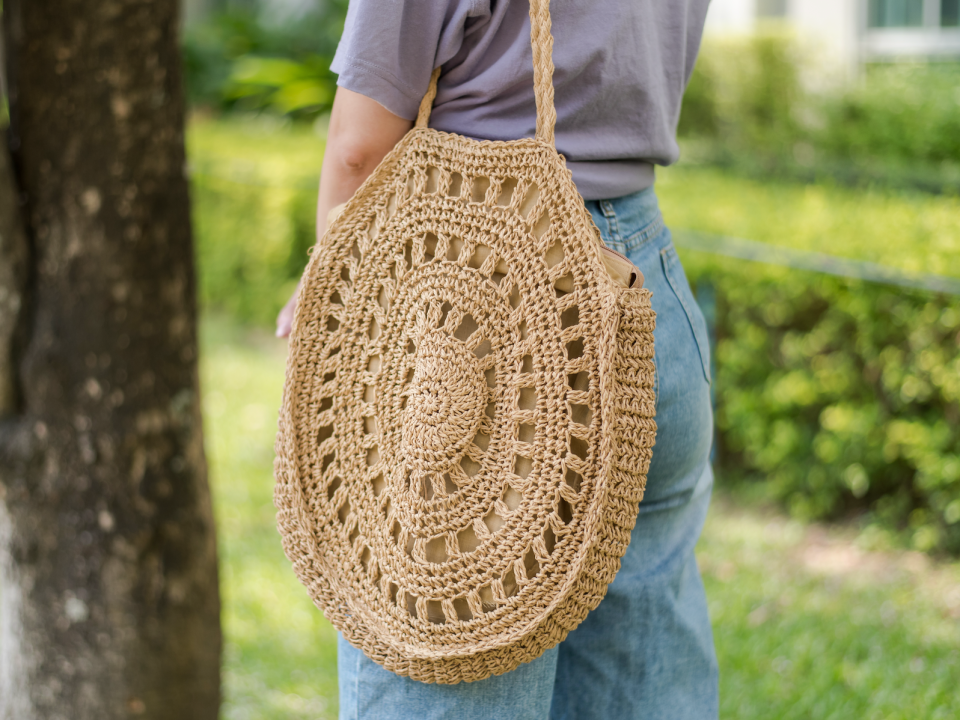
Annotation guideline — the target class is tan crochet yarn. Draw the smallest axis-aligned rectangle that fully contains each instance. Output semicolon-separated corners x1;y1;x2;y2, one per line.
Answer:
274;0;657;684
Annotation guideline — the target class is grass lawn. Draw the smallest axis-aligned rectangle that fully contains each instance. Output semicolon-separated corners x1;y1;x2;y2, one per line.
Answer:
656;164;960;279
202;314;960;720
202;317;337;719
187;115;328;185
186;116;960;283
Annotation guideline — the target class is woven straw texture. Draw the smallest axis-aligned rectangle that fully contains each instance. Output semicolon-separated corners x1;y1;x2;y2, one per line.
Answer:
274;0;657;684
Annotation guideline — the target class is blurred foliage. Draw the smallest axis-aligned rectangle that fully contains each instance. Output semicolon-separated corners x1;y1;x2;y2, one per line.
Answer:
226;54;334;116
658;136;960;557
660;163;960;552
681;252;960;554
182;11;960;190
182;3;347;118
187;116;326;325
678;34;960;192
816;64;960;168
679;32;805;159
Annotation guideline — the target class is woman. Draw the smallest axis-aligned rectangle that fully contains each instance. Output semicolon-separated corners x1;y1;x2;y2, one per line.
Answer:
277;1;717;718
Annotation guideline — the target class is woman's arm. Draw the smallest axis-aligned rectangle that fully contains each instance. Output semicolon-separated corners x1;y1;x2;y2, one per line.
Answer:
276;87;413;338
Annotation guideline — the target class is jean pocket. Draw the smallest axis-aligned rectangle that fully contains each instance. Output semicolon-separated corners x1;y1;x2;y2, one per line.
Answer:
660;244;712;385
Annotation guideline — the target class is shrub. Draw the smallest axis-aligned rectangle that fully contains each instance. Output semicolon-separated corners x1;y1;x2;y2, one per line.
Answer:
656;165;960;279
682;251;960;553
815;63;960;168
191;173;316;325
182;5;347;119
679;35;960;190
679;31;805;162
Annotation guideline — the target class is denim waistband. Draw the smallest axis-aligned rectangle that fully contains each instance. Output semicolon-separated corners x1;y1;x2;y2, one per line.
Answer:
584;186;665;256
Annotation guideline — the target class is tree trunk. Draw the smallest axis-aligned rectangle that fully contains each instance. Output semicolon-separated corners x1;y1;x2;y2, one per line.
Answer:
0;1;221;718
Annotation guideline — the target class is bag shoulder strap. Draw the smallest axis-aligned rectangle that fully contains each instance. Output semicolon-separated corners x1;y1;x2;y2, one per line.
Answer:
415;0;556;147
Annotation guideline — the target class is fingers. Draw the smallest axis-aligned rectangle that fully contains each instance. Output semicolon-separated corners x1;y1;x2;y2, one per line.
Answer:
277;278;303;339
276;298;295;338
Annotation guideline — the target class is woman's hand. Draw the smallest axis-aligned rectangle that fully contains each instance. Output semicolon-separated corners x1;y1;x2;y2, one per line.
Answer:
275;281;301;338
275;86;413;339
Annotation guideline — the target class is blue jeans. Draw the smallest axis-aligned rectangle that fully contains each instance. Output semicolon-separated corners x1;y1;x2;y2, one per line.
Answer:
338;187;719;720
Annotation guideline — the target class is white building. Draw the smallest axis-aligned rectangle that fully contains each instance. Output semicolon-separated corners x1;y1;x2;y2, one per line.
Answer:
705;0;960;77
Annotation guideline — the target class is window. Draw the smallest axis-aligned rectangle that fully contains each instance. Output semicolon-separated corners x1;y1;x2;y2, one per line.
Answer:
869;0;960;27
943;0;960;26
868;0;924;27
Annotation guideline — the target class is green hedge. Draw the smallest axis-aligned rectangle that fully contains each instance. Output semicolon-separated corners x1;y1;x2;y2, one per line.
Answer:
656;165;960;278
681;251;960;553
658;166;960;552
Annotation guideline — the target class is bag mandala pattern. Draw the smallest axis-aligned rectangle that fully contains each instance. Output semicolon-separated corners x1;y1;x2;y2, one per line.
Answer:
274;0;657;685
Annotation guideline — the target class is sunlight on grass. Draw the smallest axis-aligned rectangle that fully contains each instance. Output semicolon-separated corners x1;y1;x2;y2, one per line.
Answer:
200;315;960;719
201;316;338;720
185;117;960;285
701;498;960;719
658;165;960;279
187;114;327;182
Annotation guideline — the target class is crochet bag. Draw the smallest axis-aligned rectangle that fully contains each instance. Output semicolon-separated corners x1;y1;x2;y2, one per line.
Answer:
274;0;657;685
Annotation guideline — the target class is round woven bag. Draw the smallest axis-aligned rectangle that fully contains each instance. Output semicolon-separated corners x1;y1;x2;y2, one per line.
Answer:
274;0;657;684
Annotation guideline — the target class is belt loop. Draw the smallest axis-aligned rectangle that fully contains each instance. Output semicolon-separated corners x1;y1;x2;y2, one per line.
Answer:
599;199;626;254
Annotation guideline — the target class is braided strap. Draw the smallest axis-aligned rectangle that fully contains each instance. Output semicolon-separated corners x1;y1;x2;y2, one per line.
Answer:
415;68;442;130
529;0;557;145
416;0;557;147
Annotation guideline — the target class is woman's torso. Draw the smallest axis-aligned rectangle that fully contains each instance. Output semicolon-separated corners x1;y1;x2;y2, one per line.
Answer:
332;0;711;200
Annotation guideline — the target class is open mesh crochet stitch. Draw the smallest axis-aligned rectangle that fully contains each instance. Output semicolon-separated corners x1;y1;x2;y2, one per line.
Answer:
274;0;657;684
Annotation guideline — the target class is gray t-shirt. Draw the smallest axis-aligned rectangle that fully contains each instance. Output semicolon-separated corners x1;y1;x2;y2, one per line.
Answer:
331;0;710;200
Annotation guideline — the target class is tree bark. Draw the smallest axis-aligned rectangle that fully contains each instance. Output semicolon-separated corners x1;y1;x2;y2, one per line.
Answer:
0;1;221;718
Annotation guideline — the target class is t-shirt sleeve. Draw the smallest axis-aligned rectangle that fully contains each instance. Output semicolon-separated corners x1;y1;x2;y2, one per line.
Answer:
331;0;491;120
